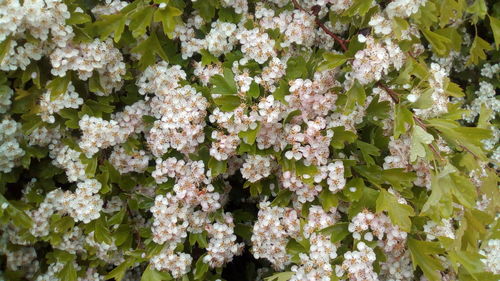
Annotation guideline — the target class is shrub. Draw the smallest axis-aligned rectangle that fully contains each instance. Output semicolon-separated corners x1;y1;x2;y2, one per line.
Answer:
0;0;499;281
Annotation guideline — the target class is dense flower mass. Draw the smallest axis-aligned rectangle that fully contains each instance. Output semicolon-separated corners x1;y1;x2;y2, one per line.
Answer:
0;1;499;281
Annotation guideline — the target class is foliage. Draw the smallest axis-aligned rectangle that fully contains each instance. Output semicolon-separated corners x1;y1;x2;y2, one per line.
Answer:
0;0;499;281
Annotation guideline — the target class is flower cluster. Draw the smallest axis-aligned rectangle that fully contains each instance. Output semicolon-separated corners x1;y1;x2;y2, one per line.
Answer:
0;0;498;281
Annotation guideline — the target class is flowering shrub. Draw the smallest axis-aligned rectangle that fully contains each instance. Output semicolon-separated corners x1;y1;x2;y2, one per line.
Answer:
1;0;499;280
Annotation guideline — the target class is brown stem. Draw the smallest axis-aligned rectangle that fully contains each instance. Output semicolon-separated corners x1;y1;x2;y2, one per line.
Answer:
378;82;445;161
290;0;348;51
377;82;400;104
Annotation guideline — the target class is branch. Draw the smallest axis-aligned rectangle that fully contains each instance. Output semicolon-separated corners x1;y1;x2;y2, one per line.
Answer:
290;0;348;51
377;82;400;104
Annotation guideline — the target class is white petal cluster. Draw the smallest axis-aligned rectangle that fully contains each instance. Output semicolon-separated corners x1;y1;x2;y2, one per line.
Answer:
303;205;338;238
349;210;407;253
337;242;378;281
78;115;123;157
325;161;346;193
85;231;124;265
210;131;241;161
66;179;104;223
413;63;449;118
204;214;244;268
49;142;87;182
385;0;427;18
150;194;188;245
0;0;23;42
290;233;337;281
1;0;73;71
54;226;86;254
0;86;13;113
5;246;39;278
351;36;405;85
50;39;125;95
251;201;301;270
423;219;455;240
39;82;83;123
28;126;62;146
379;251;414;281
151;246;193;278
479;239;500;274
91;0;128;17
236;28;276;64
465;81;500;122
0;118;25;173
109;146;150;174
139;62;208;156
282;170;322;203
221;0;248;14
241;155;274;182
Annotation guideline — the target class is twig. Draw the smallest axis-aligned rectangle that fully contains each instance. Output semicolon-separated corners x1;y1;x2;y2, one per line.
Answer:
290;0;348;51
376;82;400;104
378;82;445;162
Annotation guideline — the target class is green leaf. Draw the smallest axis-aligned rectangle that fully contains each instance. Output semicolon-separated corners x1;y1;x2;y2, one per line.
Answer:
318;188;339;211
105;258;136;281
210;68;237;95
57;261;77;281
439;0;463;28
344;178;365;202
376;189;414;232
154;6;183;38
108;209;126;225
286;56;308;80
330;126;357;149
200;49;218;66
194;255;209;280
189;231;208;248
67;12;91;25
239;123;261;145
130;6;155;38
421;28;452;57
89;72;106;94
467;0;487;23
420;164;475;220
131;31;169;70
412;1;439;28
467;35;493;65
317;53;347;71
265;272;294;281
408;238;445;281
365;95;391;124
271;189;293;207
449;250;494;280
141;265;172;281
93;13;126;43
80;155;98;177
94;217;113;245
410;126;434;162
427;119;491;160
193;0;216;21
490;16;500;49
342;0;373;17
247;81;261;98
0;36;12;63
208;157;227;177
213;95;241;111
47;73;72;100
356;140;380;166
273;80;289;103
449;173;477;209
319;222;350;243
343;80;365;114
381;169;416;191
